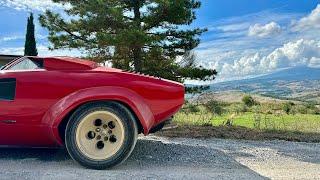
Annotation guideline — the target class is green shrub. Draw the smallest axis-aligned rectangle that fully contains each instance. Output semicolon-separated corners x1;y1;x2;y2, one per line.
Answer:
204;100;224;116
183;104;200;114
282;102;295;114
305;102;319;114
306;102;316;110
314;105;320;115
189;104;200;113
252;105;262;113
229;103;248;114
293;105;308;114
242;95;256;107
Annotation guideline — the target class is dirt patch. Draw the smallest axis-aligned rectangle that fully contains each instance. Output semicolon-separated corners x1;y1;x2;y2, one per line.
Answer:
155;125;320;143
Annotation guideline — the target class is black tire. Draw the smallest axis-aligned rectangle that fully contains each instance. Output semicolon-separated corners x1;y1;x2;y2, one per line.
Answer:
65;101;138;169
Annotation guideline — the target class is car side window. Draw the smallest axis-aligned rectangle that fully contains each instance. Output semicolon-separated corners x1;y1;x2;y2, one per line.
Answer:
8;58;42;71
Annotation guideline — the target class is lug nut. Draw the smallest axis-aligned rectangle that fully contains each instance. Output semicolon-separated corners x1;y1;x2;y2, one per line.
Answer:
96;135;101;140
96;128;101;132
104;136;109;141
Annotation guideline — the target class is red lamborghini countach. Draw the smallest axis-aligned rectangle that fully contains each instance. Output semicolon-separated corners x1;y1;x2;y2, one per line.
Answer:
0;56;184;169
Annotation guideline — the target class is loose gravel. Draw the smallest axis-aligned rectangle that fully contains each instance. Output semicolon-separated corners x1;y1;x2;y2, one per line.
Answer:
0;135;319;180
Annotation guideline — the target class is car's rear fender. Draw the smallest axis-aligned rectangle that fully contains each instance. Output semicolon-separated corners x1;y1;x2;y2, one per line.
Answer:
42;86;155;145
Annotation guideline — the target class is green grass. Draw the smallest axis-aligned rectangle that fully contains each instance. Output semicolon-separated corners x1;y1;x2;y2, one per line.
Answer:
174;110;320;133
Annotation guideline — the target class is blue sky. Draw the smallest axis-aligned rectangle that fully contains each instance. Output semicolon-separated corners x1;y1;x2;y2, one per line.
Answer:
0;0;320;82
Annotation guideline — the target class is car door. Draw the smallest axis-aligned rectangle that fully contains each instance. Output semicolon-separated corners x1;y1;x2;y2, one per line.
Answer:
0;73;19;145
0;57;50;146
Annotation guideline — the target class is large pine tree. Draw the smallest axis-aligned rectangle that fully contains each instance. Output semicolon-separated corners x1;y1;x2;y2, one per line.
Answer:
39;0;217;82
24;13;38;56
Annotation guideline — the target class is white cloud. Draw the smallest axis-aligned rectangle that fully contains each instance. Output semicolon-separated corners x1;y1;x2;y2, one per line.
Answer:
248;22;282;38
205;10;300;42
211;22;250;32
0;0;66;11
0;47;24;55
309;57;320;67
0;45;83;57
0;35;24;42
292;4;320;31
213;39;320;79
0;34;49;43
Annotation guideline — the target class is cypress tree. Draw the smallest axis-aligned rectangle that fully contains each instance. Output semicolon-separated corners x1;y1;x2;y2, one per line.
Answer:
24;13;38;56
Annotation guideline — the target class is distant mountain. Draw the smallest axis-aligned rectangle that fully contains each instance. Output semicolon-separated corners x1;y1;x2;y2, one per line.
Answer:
209;66;320;103
240;66;320;82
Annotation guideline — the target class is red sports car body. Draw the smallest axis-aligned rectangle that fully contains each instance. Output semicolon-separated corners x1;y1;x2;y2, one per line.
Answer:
0;56;184;169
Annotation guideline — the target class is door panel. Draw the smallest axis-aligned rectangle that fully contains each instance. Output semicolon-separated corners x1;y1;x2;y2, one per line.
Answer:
0;71;57;146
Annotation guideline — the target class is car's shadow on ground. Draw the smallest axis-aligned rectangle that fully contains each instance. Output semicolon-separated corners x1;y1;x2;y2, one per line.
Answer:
0;138;268;179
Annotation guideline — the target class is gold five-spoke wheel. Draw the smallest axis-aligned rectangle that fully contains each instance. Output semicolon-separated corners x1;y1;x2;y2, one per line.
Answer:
76;111;125;160
65;102;138;170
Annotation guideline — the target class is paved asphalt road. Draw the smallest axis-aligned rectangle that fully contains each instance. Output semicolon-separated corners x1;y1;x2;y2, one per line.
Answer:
0;135;319;180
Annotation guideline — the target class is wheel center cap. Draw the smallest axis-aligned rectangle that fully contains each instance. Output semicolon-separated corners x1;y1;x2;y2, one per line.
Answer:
101;130;108;136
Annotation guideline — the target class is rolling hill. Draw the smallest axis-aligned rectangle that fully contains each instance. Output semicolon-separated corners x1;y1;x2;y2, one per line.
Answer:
209;66;320;103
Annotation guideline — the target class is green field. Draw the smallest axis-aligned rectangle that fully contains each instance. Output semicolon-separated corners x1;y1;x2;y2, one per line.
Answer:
173;98;320;134
174;111;320;133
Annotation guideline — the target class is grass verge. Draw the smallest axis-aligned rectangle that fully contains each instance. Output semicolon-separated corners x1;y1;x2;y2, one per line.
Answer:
156;125;320;143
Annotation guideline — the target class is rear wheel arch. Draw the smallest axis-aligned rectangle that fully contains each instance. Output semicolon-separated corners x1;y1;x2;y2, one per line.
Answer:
58;100;144;144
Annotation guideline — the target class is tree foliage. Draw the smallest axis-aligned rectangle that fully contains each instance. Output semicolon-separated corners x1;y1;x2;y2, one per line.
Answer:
185;85;210;94
39;0;217;82
24;13;38;56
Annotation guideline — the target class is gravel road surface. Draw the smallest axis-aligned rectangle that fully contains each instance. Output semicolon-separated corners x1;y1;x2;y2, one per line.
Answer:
0;135;319;180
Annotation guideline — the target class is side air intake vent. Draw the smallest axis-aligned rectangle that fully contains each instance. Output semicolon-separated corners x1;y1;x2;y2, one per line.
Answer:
0;78;16;101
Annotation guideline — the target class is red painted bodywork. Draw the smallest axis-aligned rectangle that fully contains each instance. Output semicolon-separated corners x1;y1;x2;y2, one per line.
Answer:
0;57;184;147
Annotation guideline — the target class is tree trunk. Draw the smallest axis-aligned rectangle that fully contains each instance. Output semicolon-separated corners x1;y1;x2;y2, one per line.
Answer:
133;48;142;71
133;0;142;71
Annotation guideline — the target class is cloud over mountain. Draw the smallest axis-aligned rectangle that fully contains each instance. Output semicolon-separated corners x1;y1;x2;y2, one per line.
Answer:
215;39;320;78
